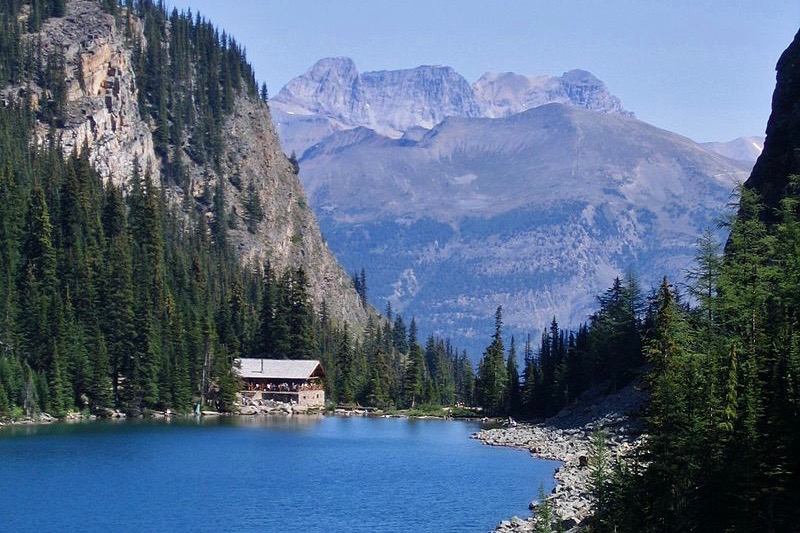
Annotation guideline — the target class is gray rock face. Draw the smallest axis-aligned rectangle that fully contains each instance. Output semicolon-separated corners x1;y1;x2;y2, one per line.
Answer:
473;69;630;119
272;58;482;151
359;65;483;132
271;58;628;156
275;57;370;125
4;1;368;328
298;104;749;354
1;0;161;188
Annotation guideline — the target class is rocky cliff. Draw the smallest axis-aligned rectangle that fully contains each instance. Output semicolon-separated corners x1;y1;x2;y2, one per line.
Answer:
473;69;629;119
3;0;368;327
744;28;800;213
272;57;484;151
271;58;629;156
1;0;159;187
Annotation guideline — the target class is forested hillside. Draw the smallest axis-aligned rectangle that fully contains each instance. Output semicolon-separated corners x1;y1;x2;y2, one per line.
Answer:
468;29;800;531
593;29;800;531
413;23;799;532
0;0;486;417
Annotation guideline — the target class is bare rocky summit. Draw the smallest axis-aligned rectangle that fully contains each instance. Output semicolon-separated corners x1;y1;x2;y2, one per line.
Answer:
271;58;630;156
473;69;630;119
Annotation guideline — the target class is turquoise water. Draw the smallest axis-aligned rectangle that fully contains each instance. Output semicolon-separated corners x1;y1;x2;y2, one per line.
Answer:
0;416;558;532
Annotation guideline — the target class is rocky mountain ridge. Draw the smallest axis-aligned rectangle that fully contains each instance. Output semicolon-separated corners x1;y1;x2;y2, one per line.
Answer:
270;57;630;156
2;0;368;327
473;69;629;119
296;102;749;354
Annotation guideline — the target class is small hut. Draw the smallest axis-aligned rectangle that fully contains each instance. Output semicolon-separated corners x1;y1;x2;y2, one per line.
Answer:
236;359;326;407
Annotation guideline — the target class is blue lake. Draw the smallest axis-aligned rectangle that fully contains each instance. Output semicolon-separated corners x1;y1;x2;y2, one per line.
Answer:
0;416;558;532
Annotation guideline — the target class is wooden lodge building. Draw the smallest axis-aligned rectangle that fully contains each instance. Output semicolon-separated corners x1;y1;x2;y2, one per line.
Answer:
236;359;326;407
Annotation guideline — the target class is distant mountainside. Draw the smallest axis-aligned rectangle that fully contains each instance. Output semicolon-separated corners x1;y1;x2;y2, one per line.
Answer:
271;58;629;156
702;136;764;163
296;103;749;353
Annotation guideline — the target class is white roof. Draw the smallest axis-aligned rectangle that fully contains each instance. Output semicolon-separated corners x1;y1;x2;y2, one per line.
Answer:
236;359;324;380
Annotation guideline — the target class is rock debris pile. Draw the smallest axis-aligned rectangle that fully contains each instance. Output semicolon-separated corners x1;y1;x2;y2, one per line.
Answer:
474;381;646;532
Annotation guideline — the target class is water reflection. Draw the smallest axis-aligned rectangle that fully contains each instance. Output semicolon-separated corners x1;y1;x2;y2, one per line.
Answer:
0;413;327;437
219;413;324;429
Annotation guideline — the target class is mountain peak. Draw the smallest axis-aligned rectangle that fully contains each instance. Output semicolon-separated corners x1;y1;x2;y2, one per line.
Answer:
303;56;359;79
272;58;483;144
701;136;764;164
473;68;630;119
273;56;368;123
312;56;357;68
560;69;601;83
272;60;631;156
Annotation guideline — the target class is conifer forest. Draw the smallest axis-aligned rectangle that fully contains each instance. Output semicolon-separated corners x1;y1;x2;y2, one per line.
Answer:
0;0;798;530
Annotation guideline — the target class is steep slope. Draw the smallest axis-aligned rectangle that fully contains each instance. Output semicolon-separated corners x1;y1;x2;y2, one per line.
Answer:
271;57;482;153
0;0;160;188
1;0;367;327
298;104;749;353
211;96;367;323
744;28;800;213
270;58;628;156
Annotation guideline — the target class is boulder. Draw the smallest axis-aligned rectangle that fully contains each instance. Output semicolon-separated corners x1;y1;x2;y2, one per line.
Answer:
94;407;116;418
561;517;579;530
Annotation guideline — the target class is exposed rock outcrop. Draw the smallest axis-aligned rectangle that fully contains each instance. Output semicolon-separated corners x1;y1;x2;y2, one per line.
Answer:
272;57;484;151
271;58;628;156
2;0;368;328
4;0;160;187
744;28;800;213
210;94;368;323
473;69;630;119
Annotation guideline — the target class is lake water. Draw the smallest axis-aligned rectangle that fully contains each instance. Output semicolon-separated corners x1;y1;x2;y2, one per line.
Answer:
0;416;558;532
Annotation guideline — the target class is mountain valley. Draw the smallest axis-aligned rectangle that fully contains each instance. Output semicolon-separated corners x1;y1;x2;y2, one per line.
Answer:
272;58;753;353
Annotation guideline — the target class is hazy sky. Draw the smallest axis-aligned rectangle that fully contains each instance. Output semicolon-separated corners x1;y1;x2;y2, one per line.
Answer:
169;1;799;143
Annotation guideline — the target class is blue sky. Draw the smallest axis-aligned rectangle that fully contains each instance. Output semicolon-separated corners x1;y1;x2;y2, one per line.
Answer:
169;0;798;143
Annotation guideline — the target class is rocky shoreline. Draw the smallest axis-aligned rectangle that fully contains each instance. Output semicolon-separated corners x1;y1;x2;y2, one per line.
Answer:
0;387;643;533
473;381;646;532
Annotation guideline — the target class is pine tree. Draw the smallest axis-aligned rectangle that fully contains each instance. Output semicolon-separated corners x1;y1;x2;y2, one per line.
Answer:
505;336;521;414
477;306;508;415
287;266;314;359
404;327;426;408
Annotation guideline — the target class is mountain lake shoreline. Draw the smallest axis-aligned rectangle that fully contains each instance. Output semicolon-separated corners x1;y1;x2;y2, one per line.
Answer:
0;412;564;532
